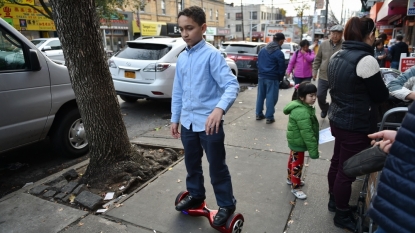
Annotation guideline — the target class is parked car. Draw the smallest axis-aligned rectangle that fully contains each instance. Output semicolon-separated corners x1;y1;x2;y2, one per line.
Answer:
224;41;266;83
0;18;88;158
281;42;300;68
219;41;232;52
108;38;238;102
31;37;65;61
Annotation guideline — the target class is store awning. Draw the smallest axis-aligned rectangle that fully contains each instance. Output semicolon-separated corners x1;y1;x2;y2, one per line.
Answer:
377;0;407;23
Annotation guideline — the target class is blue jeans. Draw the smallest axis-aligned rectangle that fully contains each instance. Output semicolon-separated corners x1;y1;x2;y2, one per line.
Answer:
256;78;279;120
180;123;236;208
294;77;312;85
391;61;399;70
374;226;387;233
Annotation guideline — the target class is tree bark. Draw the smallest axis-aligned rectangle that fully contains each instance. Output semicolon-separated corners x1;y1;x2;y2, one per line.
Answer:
49;0;149;187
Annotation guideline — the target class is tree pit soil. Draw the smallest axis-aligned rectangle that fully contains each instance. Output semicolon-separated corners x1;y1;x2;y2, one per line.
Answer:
4;144;183;213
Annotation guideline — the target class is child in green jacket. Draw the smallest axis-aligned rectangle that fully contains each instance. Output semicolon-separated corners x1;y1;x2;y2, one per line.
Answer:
283;81;319;200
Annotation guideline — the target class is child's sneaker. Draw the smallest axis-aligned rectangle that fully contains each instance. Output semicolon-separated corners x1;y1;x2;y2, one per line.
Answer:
286;179;305;186
291;189;307;199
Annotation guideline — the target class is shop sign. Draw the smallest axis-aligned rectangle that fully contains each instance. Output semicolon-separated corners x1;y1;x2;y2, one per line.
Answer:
167;23;181;36
0;4;55;31
217;28;230;35
400;57;415;72
205;27;216;35
408;0;415;16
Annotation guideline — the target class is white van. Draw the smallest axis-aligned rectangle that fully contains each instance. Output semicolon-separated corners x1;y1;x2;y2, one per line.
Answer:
0;18;88;158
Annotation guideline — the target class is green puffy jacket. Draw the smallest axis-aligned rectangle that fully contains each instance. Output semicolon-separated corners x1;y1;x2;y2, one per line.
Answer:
283;100;319;159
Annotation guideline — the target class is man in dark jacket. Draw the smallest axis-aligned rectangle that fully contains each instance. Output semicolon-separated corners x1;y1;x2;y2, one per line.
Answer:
389;34;409;70
367;103;415;233
255;32;285;124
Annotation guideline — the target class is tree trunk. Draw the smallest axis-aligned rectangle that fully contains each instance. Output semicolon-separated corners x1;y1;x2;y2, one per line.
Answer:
49;0;149;188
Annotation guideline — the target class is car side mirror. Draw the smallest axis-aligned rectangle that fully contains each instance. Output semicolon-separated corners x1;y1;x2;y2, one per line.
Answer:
42;45;52;51
29;49;41;71
221;52;227;58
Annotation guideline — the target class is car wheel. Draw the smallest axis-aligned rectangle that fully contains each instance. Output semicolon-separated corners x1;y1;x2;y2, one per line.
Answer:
51;108;89;158
119;95;139;103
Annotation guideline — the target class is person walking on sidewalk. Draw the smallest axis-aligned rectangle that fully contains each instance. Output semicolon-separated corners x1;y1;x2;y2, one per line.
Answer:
309;38;320;54
388;34;409;70
255;32;286;124
312;25;344;118
170;6;240;227
283;82;319;200
326;17;389;232
286;39;315;100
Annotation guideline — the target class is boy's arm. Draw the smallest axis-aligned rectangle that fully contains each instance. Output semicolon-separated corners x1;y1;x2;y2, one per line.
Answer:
209;51;240;114
294;112;319;159
171;59;183;124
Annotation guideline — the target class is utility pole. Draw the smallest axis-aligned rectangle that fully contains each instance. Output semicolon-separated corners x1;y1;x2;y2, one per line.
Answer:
250;11;252;42
340;0;344;25
241;0;245;40
311;0;316;41
324;0;329;35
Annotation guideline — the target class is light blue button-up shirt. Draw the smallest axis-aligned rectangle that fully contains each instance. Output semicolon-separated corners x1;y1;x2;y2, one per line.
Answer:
171;39;239;132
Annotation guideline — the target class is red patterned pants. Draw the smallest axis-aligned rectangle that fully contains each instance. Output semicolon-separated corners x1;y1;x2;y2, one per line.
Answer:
287;150;305;189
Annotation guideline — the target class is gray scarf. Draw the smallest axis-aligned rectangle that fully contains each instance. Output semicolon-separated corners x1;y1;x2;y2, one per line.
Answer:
265;41;281;54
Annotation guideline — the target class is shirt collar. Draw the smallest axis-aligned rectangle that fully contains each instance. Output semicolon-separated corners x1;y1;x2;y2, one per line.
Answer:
185;39;205;53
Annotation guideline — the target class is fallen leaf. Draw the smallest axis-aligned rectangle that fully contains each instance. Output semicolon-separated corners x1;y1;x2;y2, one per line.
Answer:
269;149;273;152
69;194;76;203
239;102;243;103
254;138;258;140
78;222;84;226
234;156;238;159
168;167;173;170
255;209;260;212
304;164;309;167
158;149;164;152
177;179;181;183
289;201;295;205
247;117;251;118
266;144;270;146
58;208;63;211
304;202;308;205
288;220;294;224
154;127;161;131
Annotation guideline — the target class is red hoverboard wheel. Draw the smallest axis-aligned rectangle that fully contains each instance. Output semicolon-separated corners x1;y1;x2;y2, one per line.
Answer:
175;191;189;206
224;213;244;233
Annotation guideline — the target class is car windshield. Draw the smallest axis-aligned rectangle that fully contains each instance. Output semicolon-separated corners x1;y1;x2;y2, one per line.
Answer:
225;44;257;54
281;44;291;50
31;39;47;48
115;42;172;60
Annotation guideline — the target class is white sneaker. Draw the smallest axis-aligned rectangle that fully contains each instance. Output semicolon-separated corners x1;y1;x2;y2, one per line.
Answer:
286;179;305;186
291;189;307;199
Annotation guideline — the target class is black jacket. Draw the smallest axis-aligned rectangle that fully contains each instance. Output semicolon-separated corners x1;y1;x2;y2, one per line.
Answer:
368;103;415;233
328;41;389;133
389;41;409;62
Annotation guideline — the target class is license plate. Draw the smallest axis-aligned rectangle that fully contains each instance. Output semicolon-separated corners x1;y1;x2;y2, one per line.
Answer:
125;71;136;79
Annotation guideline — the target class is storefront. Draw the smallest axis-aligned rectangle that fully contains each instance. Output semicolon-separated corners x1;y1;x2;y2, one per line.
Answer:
100;12;133;52
250;31;264;42
0;3;57;40
217;28;231;43
132;20;166;39
204;27;217;47
165;23;181;37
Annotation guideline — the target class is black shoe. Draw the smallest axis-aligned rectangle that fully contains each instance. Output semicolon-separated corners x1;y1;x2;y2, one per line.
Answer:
256;115;265;120
321;111;327;118
213;207;236;226
333;208;357;232
175;195;205;211
328;193;336;212
266;119;275;124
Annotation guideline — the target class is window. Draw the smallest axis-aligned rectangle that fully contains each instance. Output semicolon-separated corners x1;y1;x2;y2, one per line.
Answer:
252;11;257;20
235;12;242;20
216;10;218;20
115;43;172;60
161;0;166;14
227;13;230;19
177;0;182;13
210;9;212;20
236;24;242;32
227;24;230;28
0;28;27;71
45;40;61;50
261;24;265;31
252;24;257;32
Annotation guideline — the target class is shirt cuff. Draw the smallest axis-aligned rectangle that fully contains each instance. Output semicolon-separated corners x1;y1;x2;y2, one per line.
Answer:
216;100;229;114
171;114;180;123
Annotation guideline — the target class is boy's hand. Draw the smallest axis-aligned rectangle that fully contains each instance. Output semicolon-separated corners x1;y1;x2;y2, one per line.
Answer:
205;108;224;135
170;123;181;139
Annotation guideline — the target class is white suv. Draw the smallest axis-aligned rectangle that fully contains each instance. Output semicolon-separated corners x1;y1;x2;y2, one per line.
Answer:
31;38;64;61
281;42;300;67
108;38;238;102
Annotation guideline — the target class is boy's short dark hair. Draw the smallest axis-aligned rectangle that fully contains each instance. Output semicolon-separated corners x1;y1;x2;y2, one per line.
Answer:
297;81;317;99
178;6;206;26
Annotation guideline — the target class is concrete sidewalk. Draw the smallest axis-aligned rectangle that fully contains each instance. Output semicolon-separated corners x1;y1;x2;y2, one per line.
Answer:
0;82;362;233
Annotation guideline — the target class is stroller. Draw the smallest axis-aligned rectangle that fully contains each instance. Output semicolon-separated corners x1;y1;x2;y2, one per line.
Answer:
355;106;409;233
